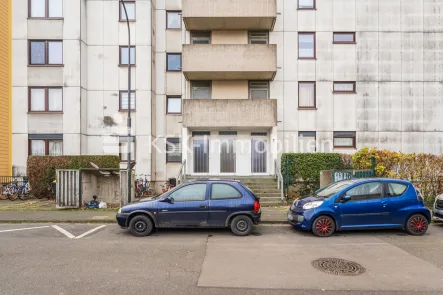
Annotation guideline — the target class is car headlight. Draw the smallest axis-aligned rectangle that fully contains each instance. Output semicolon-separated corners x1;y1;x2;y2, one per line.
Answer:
303;201;323;210
118;208;122;214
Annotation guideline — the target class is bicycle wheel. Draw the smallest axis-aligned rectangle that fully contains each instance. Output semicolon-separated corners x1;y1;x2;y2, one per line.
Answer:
18;191;29;201
0;192;7;200
8;192;18;201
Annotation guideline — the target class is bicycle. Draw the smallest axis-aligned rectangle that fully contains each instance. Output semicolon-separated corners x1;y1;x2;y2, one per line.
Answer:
18;180;31;201
1;180;19;201
135;175;156;198
160;180;175;194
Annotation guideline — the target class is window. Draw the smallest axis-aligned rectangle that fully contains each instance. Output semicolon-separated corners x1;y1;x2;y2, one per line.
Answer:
119;1;136;21
119;46;136;66
166;138;182;163
298;33;315;59
333;32;356;44
248;31;269;44
167;11;182;29
166;53;182;71
298;132;316;152
29;0;63;18
298;82;316;109
120;136;136;162
28;135;63;156
249;81;269;99
211;184;242;200
119;91;136;111
345;182;383;201
191;31;211;44
191;81;212;99
167;96;182;114
298;0;315;9
333;82;356;94
333;132;356;148
169;184;207;202
29;40;63;65
29;87;63;112
386;183;408;197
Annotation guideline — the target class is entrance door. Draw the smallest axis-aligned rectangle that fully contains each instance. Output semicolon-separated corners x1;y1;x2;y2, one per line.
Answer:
220;139;236;174
251;139;267;174
193;139;209;173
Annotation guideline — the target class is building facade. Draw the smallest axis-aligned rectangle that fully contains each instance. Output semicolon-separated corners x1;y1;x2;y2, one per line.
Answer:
0;0;11;176
12;0;443;182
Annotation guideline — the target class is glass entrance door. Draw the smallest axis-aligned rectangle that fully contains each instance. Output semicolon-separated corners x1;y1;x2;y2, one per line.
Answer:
193;139;209;173
220;139;236;173
251;140;267;174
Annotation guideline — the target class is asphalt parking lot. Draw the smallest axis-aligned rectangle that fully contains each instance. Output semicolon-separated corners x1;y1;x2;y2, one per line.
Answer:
0;223;443;295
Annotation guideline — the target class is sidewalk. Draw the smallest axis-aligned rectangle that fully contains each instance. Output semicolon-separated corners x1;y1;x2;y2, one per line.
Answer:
0;206;289;224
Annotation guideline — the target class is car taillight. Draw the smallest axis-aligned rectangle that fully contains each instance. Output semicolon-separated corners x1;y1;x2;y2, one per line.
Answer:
253;200;261;213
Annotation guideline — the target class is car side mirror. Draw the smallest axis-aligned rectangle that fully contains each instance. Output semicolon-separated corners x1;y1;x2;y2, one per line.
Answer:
161;196;173;203
342;195;351;203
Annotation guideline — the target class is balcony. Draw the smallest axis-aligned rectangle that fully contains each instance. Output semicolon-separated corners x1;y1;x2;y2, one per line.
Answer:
182;0;277;31
183;99;277;128
182;44;277;80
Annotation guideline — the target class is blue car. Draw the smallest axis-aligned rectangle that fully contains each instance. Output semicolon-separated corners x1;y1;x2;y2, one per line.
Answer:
288;178;431;237
117;180;261;237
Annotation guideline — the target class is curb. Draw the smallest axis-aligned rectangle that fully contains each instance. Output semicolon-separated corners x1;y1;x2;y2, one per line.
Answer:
0;220;289;224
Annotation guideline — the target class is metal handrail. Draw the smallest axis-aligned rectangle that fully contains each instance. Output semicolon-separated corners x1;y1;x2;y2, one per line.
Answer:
274;159;284;201
177;159;187;185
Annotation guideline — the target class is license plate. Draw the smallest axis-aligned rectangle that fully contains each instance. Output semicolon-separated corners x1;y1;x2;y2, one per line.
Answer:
287;213;294;221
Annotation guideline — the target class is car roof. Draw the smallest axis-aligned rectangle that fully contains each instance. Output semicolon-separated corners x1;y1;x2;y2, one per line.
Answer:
186;179;241;183
337;178;411;185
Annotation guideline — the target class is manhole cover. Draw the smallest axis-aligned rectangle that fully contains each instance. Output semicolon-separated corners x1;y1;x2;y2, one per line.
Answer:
311;258;365;276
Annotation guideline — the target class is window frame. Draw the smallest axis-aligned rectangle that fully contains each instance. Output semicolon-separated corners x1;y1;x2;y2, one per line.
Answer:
28;0;64;19
28;87;63;113
119;46;136;66
298;32;316;60
169;183;208;202
28;40;63;66
119;137;136;163
119;1;136;22
190;31;211;44
341;182;385;202
248;81;270;99
166;10;182;30
385;182;408;197
210;183;243;200
298;81;316;109
28;138;63;156
298;131;317;152
166;96;182;114
333;132;357;149
166;53;182;72
248;31;269;44
298;0;316;10
333;32;356;44
166;138;182;163
191;81;212;99
333;82;356;94
119;91;136;111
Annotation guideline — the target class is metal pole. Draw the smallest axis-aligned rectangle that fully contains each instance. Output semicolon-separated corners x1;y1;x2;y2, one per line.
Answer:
121;1;132;203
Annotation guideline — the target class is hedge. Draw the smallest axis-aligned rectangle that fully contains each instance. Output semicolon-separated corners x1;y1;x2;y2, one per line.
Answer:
281;153;345;196
27;156;120;199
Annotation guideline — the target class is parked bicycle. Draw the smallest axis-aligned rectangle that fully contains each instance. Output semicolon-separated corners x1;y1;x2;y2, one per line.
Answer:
160;179;176;194
135;175;156;198
0;179;31;201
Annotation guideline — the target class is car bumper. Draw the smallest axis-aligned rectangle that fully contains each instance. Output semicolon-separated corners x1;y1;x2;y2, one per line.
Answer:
116;213;129;228
287;209;315;230
433;209;443;222
252;212;261;225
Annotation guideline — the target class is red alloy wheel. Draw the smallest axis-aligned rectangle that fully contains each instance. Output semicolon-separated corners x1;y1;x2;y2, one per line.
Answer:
315;218;333;236
409;216;427;233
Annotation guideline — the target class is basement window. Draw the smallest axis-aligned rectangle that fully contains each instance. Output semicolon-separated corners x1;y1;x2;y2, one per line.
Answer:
166;138;182;163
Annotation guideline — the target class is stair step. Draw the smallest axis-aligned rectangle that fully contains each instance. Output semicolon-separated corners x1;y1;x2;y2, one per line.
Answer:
250;189;281;193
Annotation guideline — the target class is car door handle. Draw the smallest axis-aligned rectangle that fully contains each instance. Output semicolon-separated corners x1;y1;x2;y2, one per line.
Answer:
200;205;207;209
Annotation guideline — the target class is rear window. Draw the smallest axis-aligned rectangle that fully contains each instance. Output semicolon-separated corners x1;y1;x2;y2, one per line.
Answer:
211;184;242;200
386;183;408;197
241;184;259;200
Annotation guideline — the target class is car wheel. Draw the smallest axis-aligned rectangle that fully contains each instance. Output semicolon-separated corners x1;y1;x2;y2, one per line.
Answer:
312;216;335;237
405;214;428;236
129;215;154;237
230;215;253;236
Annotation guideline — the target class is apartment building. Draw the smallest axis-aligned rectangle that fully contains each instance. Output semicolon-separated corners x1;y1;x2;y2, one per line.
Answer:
12;0;443;183
0;0;11;176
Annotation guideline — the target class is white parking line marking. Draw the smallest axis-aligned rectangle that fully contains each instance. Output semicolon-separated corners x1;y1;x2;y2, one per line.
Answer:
51;225;75;239
75;225;107;239
0;226;50;233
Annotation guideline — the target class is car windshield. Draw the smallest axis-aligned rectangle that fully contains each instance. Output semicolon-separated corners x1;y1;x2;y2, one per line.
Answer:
316;181;355;198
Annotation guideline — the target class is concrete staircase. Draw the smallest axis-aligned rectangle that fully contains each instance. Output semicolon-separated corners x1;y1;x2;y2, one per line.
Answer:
185;176;284;207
